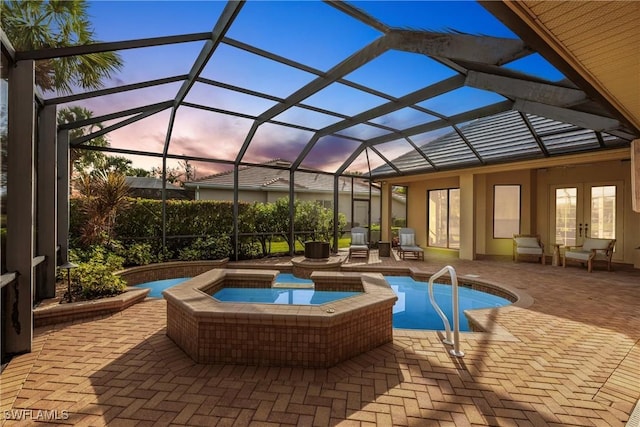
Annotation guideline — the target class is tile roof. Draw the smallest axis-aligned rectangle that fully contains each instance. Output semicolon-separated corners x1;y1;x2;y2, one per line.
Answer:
186;159;378;195
125;176;184;190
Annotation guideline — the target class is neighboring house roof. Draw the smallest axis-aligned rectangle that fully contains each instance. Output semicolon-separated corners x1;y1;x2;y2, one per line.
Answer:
185;159;378;195
125;176;184;191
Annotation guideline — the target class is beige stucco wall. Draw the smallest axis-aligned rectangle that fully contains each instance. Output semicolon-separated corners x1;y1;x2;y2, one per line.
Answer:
382;152;639;265
403;177;459;249
537;160;639;263
482;169;536;256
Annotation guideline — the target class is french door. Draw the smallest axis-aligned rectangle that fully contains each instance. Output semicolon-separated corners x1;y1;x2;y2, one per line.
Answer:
550;182;623;260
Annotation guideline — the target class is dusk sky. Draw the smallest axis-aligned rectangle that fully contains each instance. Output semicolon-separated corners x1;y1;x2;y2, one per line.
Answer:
61;1;566;179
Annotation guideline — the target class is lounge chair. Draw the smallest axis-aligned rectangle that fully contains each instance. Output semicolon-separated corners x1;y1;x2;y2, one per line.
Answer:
563;237;616;273
348;227;369;260
398;228;424;260
513;234;545;265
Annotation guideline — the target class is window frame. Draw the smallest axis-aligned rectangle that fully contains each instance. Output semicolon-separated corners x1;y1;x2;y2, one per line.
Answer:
493;184;521;239
427;187;460;249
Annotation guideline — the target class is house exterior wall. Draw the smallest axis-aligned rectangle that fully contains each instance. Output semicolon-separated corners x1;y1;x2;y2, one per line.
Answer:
536;159;639;263
196;189;267;203
388;153;640;265
403;177;459;249
482;169;536;256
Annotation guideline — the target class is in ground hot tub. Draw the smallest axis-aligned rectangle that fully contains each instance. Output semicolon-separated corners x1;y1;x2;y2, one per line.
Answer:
163;269;397;368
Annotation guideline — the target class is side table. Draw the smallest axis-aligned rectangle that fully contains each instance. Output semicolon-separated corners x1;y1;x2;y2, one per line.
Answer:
378;241;391;257
551;244;561;266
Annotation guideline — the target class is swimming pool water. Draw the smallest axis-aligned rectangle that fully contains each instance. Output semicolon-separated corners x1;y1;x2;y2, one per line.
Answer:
211;272;358;304
135;274;511;331
137;277;190;298
213;288;360;305
387;276;511;331
273;273;313;286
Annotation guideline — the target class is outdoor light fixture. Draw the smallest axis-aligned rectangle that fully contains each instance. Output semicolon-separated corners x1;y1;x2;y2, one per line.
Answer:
59;262;78;303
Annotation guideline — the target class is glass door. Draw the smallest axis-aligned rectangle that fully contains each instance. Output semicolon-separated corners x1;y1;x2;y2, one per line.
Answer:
550;182;622;259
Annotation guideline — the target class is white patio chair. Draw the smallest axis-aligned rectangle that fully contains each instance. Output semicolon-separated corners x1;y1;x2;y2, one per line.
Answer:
513;234;545;265
348;227;369;260
398;228;424;261
563;237;616;273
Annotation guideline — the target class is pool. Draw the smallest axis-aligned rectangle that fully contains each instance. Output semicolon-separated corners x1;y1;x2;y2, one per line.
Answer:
210;272;361;305
163;269;396;367
139;273;511;331
213;288;360;305
137;273;311;298
387;276;511;331
136;277;191;298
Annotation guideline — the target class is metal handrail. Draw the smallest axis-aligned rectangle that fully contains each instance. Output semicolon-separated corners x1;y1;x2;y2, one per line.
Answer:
428;265;464;357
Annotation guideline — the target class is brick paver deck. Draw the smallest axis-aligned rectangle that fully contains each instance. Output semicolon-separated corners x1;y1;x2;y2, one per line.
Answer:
2;252;639;426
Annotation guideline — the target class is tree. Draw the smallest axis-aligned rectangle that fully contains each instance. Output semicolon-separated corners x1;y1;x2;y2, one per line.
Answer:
180;159;197;182
273;197;293;251
127;167;151;178
151;166;181;185
151;159;196;187
294;200;324;246
58;106;108;174
244;202;278;257
0;0;123;94
75;170;130;246
99;156;133;175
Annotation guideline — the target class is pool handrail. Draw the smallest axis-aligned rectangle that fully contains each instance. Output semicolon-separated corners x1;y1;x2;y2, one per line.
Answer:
428;265;465;357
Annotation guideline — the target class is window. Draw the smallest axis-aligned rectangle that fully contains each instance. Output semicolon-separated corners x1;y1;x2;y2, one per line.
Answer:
391;185;407;228
590;185;616;239
316;199;333;210
494;185;520;238
428;188;459;249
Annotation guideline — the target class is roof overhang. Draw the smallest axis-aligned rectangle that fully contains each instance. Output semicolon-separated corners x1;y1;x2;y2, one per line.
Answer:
480;1;640;135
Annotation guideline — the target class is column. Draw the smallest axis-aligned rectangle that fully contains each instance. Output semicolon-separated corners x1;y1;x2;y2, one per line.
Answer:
459;173;476;260
632;139;639;213
56;129;70;264
5;60;35;354
380;182;392;242
37;104;57;299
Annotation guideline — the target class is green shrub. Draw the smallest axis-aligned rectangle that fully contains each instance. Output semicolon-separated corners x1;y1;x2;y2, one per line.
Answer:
176;246;201;261
393;218;406;228
71;262;127;300
177;236;231;261
69;197;347;261
119;242;154;266
69;246;126;300
236;237;262;260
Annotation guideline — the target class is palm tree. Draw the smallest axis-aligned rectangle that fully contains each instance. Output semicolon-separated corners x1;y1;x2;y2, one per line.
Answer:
0;0;123;94
57;106;108;175
76;170;130;246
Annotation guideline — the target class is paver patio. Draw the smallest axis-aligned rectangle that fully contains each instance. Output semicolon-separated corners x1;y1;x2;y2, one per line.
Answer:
1;252;639;426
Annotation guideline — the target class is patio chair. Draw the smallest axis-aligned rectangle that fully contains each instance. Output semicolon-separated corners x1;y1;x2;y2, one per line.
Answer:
348;227;369;260
563;237;616;273
398;228;424;261
513;234;545;265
